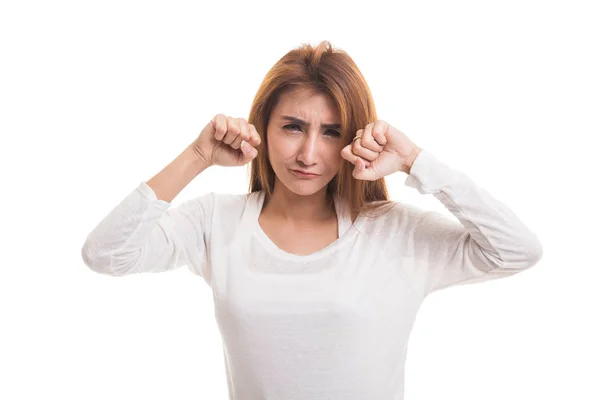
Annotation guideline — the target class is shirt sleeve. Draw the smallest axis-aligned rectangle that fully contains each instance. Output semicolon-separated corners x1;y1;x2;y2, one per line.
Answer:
402;149;543;297
81;181;213;284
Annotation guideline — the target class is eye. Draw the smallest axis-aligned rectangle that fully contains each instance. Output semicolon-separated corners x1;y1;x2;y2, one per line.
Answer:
283;124;341;137
283;124;301;132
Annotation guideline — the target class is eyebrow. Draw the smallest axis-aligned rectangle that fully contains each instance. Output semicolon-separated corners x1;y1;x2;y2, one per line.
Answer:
281;115;341;130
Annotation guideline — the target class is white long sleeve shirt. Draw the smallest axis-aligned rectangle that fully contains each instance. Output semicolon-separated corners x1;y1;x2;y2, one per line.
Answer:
81;149;543;400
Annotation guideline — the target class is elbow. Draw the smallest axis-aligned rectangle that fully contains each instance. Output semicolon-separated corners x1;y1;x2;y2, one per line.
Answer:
498;237;544;271
81;243;134;277
527;239;544;267
80;241;99;271
81;244;113;276
521;232;544;268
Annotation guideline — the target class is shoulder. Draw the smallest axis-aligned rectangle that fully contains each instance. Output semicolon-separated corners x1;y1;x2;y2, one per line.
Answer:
187;191;252;216
209;191;250;208
357;200;428;236
177;191;255;243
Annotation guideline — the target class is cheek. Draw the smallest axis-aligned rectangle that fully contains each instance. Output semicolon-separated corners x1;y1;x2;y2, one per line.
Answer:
328;156;343;174
269;134;297;160
267;136;280;160
267;136;289;169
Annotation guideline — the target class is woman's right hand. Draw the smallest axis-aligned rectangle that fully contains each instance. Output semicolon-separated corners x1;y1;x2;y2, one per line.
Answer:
192;114;262;167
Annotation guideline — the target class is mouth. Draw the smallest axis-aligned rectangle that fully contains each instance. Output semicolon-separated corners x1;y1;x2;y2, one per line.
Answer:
291;169;320;178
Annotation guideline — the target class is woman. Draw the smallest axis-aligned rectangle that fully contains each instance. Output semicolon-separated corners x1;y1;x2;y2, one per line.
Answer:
81;40;543;399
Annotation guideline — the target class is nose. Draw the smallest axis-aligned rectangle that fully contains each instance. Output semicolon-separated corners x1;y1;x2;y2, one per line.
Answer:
296;131;319;166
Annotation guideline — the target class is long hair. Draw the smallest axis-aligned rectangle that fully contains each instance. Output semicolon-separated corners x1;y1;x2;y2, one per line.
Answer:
247;40;395;218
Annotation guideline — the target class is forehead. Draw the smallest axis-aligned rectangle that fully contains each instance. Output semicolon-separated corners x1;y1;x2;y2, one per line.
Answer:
273;88;340;122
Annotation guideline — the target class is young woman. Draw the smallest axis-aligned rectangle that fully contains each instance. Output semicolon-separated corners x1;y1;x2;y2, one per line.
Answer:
81;40;543;399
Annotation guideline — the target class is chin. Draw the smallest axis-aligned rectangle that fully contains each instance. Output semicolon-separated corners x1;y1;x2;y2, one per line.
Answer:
284;181;324;196
284;176;335;197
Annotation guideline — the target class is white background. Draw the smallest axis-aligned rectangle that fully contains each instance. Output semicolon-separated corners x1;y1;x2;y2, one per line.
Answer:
1;0;598;399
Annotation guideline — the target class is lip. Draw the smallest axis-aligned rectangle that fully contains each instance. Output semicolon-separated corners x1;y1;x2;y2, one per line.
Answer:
291;169;320;178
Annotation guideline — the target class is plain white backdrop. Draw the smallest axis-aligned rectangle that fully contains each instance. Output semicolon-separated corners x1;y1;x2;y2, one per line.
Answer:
1;0;598;399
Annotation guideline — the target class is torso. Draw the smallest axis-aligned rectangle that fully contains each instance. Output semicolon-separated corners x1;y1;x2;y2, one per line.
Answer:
258;211;359;256
258;214;339;256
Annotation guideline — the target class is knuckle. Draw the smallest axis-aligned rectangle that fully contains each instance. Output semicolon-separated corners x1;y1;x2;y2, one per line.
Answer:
239;119;249;134
229;121;240;134
215;115;227;134
249;125;261;144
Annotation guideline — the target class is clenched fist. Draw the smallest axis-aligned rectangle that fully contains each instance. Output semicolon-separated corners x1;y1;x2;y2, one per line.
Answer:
192;114;262;167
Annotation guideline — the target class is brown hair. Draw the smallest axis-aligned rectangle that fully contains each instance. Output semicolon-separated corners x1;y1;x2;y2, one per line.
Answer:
247;40;396;219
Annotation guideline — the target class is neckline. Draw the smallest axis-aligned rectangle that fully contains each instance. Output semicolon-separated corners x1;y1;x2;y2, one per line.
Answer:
250;191;364;263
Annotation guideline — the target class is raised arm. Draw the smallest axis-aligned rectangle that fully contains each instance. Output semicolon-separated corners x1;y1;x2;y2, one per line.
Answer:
80;114;261;280
80;144;213;278
398;149;543;297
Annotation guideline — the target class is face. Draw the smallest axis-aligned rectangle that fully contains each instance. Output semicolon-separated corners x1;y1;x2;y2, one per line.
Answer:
266;88;345;198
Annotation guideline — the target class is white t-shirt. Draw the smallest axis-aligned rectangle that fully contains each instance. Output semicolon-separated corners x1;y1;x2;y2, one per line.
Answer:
82;149;543;400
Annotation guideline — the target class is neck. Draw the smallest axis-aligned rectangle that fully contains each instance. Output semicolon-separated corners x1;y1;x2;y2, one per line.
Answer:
263;182;335;224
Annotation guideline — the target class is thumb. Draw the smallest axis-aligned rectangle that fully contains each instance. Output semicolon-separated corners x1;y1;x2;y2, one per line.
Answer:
240;140;257;163
353;157;375;180
353;157;364;178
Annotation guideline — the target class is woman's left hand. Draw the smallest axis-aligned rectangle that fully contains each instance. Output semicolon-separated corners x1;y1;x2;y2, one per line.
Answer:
341;120;421;181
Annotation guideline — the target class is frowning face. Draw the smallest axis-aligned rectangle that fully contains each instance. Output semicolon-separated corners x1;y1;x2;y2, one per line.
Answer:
266;87;345;197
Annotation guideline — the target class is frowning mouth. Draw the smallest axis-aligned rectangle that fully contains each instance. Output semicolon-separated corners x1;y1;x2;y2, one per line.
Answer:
291;169;320;178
